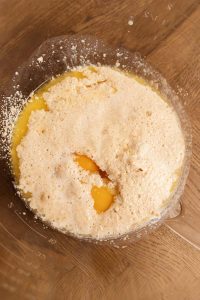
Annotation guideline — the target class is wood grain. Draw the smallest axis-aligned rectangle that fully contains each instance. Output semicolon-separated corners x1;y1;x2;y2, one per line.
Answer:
0;0;200;299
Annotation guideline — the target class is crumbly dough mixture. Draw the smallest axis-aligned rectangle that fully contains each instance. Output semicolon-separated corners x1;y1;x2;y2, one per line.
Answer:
16;66;185;239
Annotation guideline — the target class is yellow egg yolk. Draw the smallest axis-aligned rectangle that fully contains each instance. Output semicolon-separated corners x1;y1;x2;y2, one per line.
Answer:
75;154;115;213
75;154;99;172
91;186;115;213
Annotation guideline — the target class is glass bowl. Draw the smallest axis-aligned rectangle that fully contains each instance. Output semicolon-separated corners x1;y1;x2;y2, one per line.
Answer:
0;35;192;246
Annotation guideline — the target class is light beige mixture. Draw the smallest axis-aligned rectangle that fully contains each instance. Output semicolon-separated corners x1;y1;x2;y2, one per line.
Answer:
17;66;185;239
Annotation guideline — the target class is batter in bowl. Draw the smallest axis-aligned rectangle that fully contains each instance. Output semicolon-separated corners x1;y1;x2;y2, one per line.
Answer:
11;66;185;240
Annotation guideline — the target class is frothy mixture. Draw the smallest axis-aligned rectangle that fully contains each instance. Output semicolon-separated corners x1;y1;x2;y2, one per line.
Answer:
11;66;185;239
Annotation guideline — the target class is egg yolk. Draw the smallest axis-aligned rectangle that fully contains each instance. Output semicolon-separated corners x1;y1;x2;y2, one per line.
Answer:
75;154;115;213
91;186;115;213
75;154;99;172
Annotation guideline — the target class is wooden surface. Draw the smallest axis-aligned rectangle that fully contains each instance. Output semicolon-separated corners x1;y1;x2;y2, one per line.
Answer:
0;0;200;299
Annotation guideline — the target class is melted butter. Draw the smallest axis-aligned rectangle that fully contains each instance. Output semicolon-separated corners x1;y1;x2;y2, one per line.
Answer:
170;179;178;193
88;66;98;73
170;168;182;193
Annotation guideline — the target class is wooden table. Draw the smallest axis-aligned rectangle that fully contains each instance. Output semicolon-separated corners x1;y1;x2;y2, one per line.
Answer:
0;1;200;299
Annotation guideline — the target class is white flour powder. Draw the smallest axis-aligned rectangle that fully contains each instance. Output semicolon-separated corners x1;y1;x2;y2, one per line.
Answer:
16;66;185;239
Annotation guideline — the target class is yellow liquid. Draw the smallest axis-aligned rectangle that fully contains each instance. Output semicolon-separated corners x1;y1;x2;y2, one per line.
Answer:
91;186;115;213
75;154;99;173
11;67;115;213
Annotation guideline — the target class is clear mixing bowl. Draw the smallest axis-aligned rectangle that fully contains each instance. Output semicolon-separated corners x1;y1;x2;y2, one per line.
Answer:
0;35;192;246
